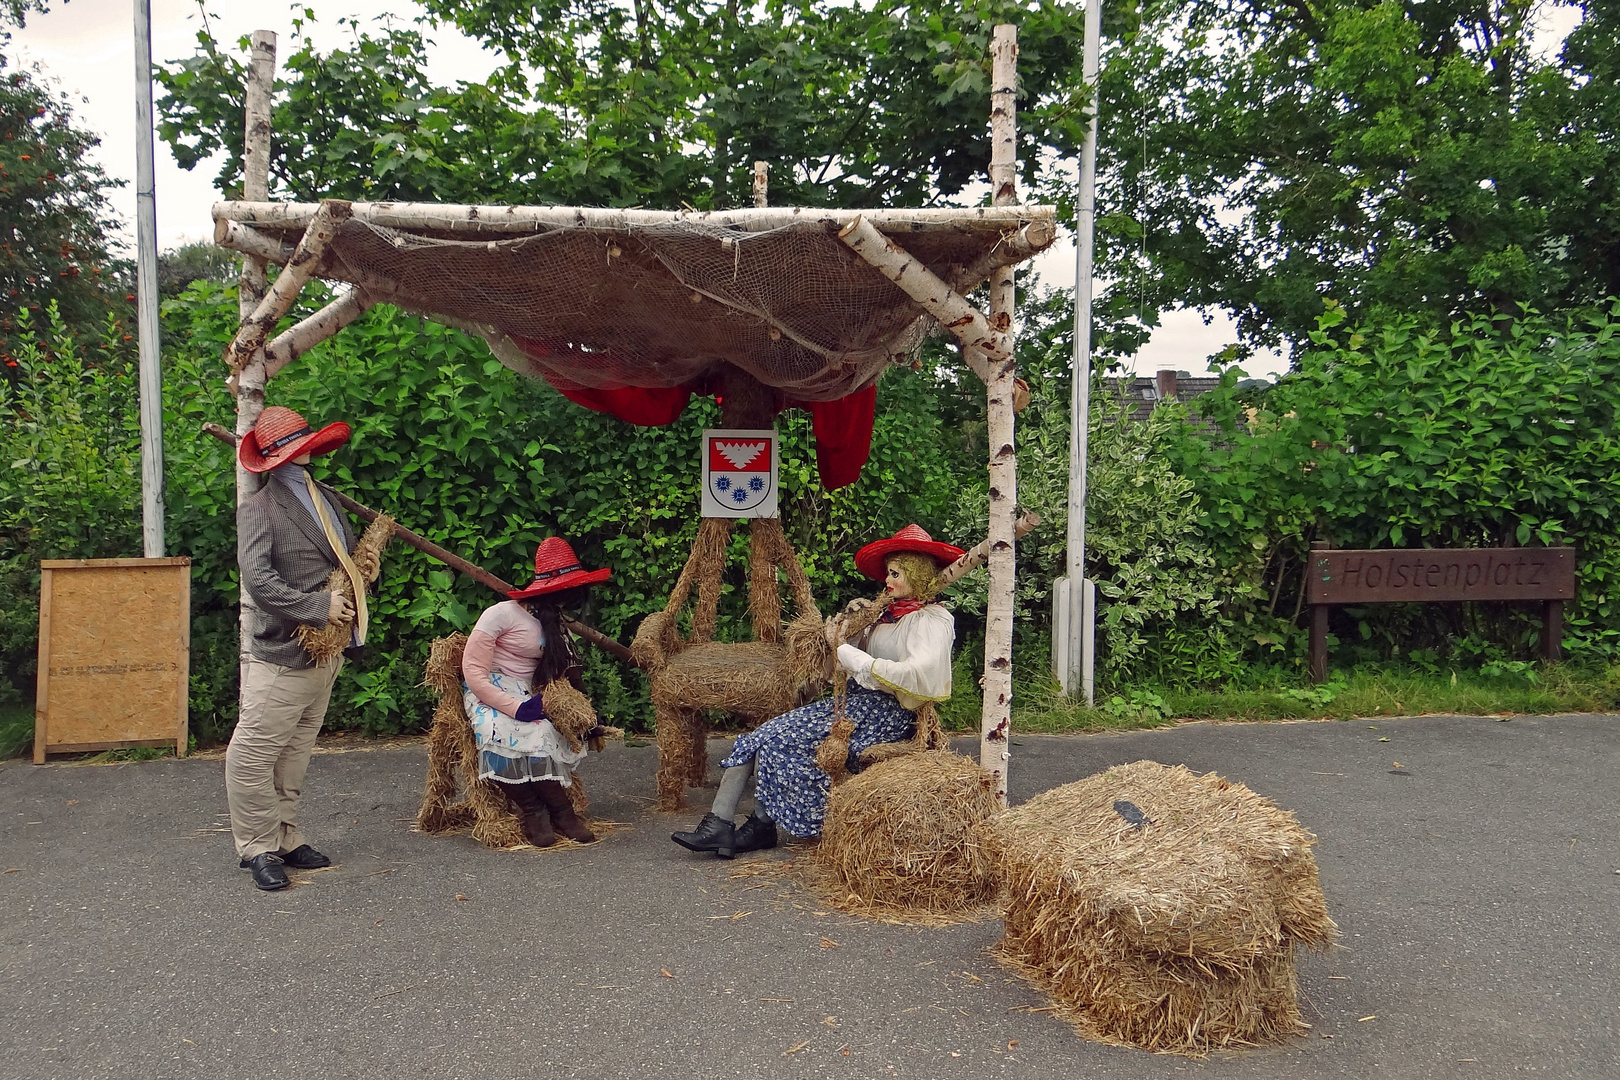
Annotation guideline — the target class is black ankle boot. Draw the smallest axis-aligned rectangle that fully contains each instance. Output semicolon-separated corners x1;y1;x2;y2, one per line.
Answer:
732;813;777;855
671;813;735;858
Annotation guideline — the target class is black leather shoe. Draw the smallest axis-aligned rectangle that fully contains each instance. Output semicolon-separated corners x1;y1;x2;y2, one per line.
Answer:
279;844;332;869
242;853;289;891
671;813;736;859
732;813;777;855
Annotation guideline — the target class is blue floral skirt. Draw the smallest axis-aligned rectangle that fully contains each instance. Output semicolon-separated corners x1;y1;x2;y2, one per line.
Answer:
721;684;915;838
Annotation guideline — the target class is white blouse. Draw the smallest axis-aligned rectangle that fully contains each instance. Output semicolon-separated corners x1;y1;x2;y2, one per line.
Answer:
846;604;955;711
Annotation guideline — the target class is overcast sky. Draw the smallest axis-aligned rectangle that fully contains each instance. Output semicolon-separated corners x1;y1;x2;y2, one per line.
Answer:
11;2;1587;379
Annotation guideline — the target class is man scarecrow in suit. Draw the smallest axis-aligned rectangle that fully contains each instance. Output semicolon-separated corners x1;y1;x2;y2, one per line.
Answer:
228;406;380;891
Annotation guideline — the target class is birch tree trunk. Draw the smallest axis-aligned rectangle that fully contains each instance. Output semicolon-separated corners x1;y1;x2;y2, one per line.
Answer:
264;288;374;378
235;30;276;690
981;23;1020;807
225;199;352;373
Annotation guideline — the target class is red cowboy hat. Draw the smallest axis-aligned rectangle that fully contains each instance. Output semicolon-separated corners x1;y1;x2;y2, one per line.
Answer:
508;537;611;600
854;524;965;582
238;406;352;473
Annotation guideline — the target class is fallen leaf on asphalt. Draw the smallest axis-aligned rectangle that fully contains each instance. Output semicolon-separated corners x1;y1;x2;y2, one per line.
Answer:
660;968;675;978
454;894;470;901
1007;1040;1018;1050
66;799;78;805
1358;1015;1377;1022
822;1016;839;1028
783;1040;810;1056
819;937;840;949
1378;737;1390;743
373;918;384;926
3;868;18;874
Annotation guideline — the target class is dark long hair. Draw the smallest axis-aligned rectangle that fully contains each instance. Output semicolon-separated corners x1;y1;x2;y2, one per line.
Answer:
521;586;589;689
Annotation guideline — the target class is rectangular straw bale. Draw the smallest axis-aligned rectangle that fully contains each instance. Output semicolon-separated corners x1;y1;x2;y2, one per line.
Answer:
980;760;1336;1055
986;761;1335;964
995;923;1308;1055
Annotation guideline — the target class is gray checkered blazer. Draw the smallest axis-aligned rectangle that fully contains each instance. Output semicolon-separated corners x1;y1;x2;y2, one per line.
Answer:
238;479;357;668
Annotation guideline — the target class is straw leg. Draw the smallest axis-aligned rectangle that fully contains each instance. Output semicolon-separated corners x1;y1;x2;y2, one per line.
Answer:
654;702;703;812
417;703;470;833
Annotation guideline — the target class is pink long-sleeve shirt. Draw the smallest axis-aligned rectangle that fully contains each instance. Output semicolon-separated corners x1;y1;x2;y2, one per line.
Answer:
462;601;546;717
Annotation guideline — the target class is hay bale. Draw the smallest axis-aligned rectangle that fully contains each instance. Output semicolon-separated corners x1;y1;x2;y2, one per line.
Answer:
980;760;1336;1055
812;752;1001;924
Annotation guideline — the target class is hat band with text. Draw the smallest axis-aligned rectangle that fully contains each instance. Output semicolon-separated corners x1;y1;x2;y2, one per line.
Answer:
266;426;313;450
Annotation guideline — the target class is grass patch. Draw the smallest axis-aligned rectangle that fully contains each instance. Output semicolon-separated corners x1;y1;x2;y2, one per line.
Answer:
1;699;33;758
0;700;177;762
1007;663;1620;735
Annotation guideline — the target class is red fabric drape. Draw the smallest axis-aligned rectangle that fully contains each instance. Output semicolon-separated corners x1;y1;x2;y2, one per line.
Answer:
535;371;877;491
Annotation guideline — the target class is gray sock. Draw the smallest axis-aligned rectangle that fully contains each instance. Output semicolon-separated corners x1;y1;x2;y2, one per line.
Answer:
711;762;753;820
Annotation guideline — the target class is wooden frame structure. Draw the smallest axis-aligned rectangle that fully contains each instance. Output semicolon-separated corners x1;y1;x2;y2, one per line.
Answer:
214;25;1039;804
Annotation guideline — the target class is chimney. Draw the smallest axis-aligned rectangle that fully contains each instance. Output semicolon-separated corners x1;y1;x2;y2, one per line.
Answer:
1155;369;1178;400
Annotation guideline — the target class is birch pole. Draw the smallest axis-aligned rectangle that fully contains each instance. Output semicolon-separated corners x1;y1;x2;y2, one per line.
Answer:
982;24;1020;807
236;30;275;687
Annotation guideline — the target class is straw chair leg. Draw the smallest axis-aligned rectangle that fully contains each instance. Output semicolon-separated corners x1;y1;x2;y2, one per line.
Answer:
654;703;707;811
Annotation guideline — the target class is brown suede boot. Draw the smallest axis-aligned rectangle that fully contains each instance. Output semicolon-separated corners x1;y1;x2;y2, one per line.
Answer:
537;779;596;843
506;782;557;847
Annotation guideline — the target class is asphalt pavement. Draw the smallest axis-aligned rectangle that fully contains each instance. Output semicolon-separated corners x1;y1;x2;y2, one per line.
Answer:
2;713;1617;1080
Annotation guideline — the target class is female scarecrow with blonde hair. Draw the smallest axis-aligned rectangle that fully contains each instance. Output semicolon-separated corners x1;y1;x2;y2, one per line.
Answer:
672;525;962;858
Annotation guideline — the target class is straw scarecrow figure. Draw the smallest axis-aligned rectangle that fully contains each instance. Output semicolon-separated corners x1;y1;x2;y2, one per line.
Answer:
229;406;386;892
671;525;963;858
432;538;613;847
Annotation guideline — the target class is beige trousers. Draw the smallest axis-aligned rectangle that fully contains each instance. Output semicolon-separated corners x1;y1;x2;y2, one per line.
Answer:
226;655;343;859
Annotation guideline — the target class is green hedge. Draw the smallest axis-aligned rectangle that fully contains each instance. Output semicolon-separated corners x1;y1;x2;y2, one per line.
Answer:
1;285;974;739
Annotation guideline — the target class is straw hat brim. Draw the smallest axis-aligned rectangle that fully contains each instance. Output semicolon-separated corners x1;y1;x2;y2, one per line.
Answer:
855;538;965;582
507;566;611;600
238;421;352;473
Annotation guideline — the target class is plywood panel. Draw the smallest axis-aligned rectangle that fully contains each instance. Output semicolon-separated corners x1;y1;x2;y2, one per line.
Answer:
34;558;190;759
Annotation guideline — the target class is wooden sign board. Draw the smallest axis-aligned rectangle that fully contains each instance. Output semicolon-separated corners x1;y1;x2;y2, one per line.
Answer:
34;557;190;763
1306;547;1575;605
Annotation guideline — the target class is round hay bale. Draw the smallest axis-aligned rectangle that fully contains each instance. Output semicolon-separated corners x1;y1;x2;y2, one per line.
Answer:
979;760;1337;1056
813;751;1001;924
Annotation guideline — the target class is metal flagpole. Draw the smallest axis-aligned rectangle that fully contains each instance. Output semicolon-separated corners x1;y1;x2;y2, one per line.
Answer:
134;0;165;557
1066;0;1102;704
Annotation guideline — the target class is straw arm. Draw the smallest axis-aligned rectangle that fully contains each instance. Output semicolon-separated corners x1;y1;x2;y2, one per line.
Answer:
200;423;640;668
212;200;1058;237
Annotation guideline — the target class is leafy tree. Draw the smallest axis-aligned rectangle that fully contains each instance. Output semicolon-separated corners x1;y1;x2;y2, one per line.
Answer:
158;1;1090;210
158;240;236;296
1088;0;1617;356
0;47;129;375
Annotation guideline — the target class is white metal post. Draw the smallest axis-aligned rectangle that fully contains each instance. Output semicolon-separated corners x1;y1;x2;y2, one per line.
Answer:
1066;0;1102;704
134;0;164;557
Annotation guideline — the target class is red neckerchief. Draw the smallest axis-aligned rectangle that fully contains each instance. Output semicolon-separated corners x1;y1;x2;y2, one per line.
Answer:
879;598;932;623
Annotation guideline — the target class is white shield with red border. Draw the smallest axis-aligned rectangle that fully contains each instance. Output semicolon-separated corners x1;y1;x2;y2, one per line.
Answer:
700;429;778;518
